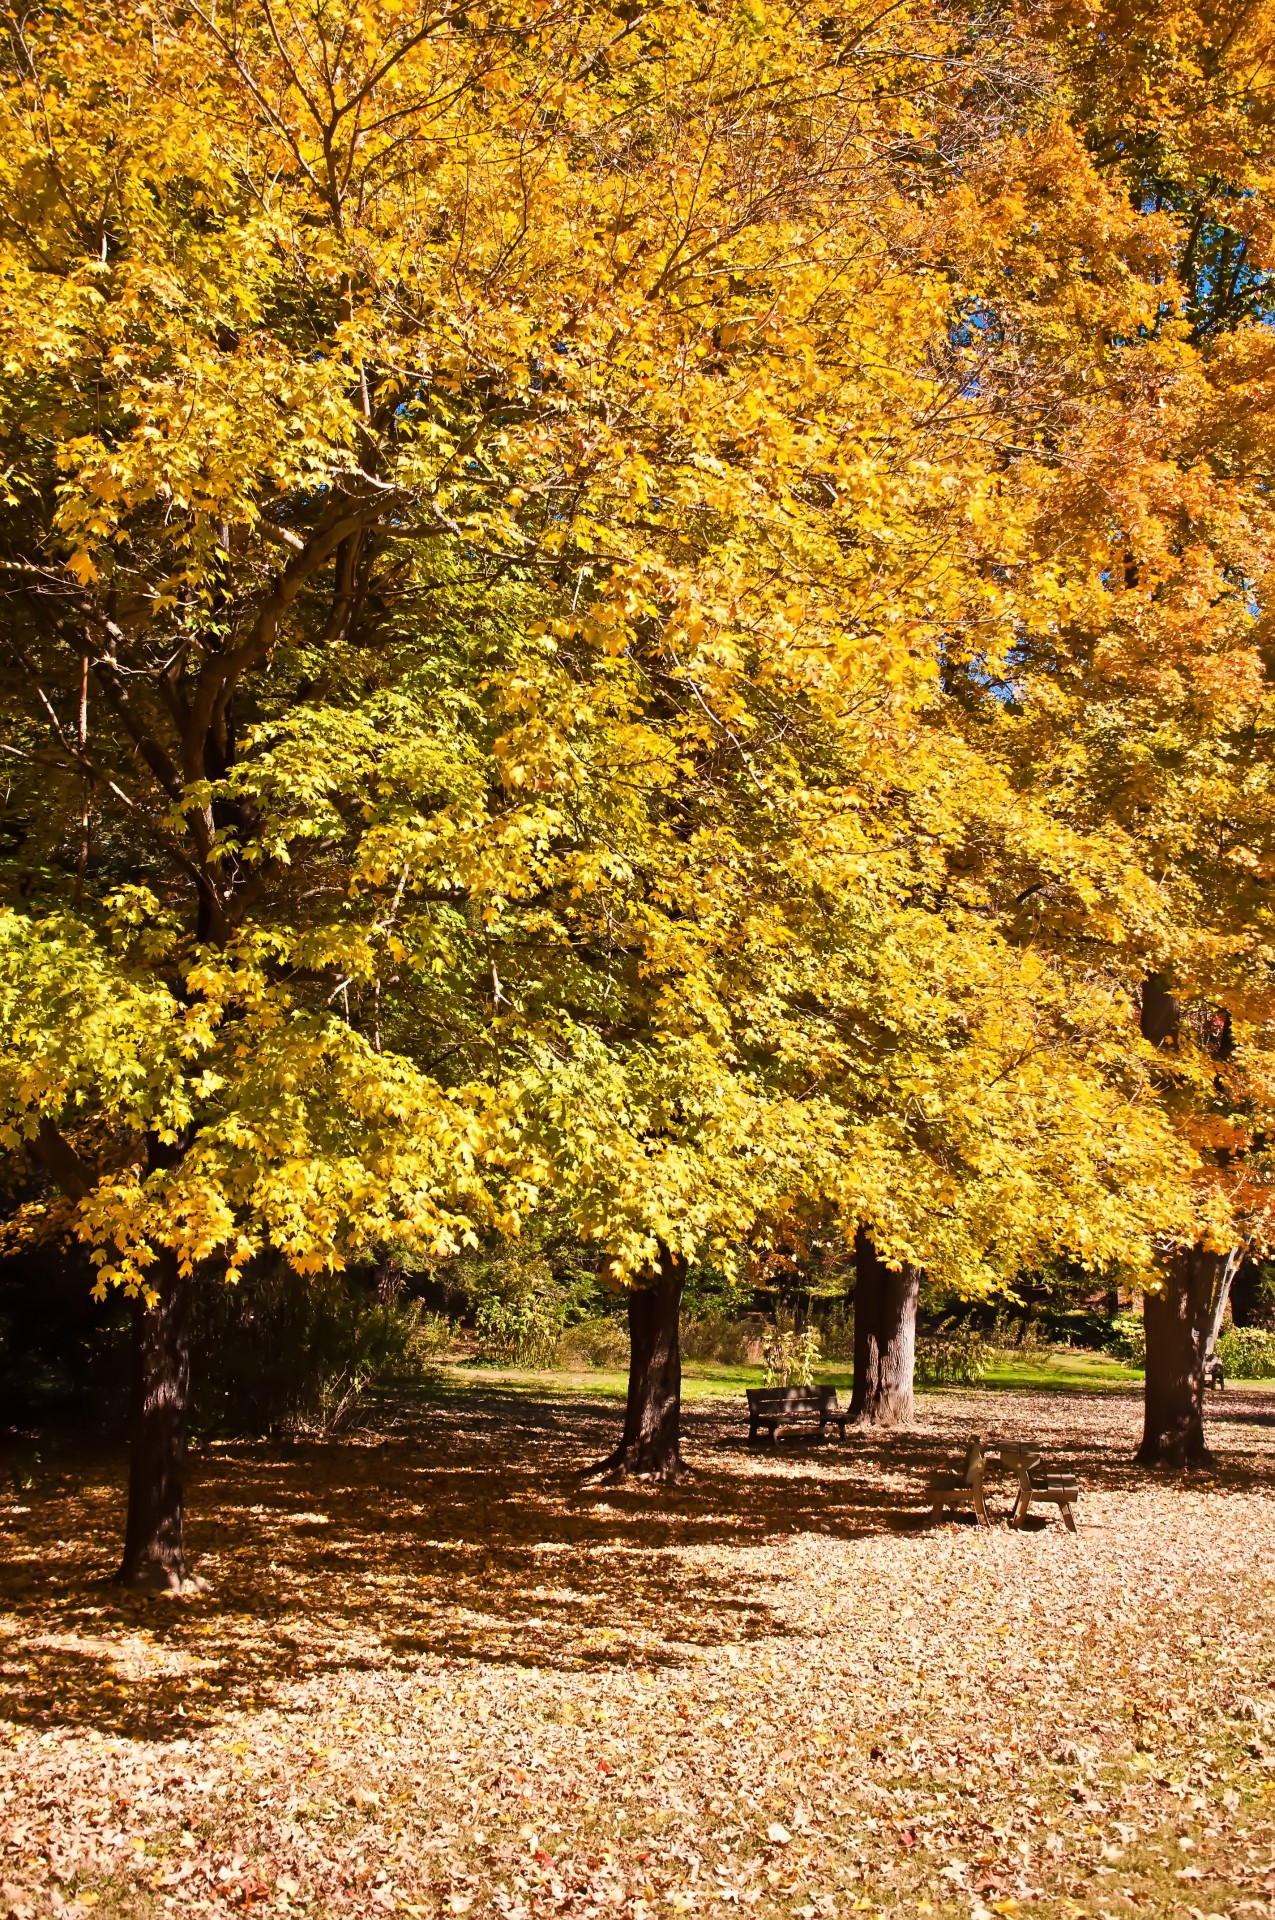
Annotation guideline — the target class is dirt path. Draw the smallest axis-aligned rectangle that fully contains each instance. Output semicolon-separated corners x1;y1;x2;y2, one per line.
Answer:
2;1385;1274;1918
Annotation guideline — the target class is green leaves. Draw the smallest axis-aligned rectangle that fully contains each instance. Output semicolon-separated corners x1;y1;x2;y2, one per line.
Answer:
1;0;1268;1305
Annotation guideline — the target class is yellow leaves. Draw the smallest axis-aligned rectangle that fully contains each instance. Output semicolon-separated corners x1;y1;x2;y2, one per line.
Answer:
3;0;1274;1294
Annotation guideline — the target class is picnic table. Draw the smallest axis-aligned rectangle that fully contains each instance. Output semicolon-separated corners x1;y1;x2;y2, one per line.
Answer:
927;1435;1079;1531
999;1440;1079;1531
927;1436;991;1526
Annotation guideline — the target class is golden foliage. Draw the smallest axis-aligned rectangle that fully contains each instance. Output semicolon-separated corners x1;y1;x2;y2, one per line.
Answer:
0;0;1272;1289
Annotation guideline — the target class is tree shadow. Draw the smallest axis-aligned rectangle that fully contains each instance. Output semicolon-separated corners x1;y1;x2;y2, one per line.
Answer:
3;1379;1274;1743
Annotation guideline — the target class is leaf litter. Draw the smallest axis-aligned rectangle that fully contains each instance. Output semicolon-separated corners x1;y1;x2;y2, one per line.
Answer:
2;1383;1275;1918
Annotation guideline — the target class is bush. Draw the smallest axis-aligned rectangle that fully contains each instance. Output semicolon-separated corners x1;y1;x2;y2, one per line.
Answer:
988;1311;1049;1353
193;1265;435;1436
554;1317;630;1370
473;1291;565;1368
1217;1324;1275;1380
915;1329;988;1386
1108;1311;1146;1368
681;1311;764;1366
816;1301;855;1361
763;1319;821;1386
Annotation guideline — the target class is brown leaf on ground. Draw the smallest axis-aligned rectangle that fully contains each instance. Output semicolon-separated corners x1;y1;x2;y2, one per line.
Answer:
2;1384;1275;1918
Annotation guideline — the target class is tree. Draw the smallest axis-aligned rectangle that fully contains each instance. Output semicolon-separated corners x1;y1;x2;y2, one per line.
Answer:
850;1229;920;1430
982;0;1275;1464
0;0;1237;1545
585;1248;689;1483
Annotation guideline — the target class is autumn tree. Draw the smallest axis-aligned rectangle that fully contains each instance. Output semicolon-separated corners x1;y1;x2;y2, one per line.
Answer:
0;0;1246;1576
971;0;1275;1464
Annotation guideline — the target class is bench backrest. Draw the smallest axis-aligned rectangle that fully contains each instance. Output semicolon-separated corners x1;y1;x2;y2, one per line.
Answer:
747;1386;840;1413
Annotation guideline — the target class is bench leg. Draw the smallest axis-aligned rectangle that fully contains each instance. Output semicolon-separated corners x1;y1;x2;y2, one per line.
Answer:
931;1496;946;1521
972;1487;990;1528
1060;1502;1077;1534
748;1421;759;1446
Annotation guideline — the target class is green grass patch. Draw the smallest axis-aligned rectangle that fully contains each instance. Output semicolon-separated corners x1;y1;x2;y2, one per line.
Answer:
979;1346;1143;1390
438;1346;1148;1402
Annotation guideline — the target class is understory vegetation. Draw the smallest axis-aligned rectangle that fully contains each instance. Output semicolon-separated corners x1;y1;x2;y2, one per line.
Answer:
8;1238;1273;1441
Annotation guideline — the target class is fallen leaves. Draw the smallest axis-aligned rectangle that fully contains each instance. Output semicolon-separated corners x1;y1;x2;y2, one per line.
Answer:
1;1384;1275;1916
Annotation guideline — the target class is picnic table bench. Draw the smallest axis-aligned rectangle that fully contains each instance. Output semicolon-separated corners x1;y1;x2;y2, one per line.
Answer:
746;1385;850;1445
926;1436;991;1527
926;1437;1080;1531
999;1441;1079;1531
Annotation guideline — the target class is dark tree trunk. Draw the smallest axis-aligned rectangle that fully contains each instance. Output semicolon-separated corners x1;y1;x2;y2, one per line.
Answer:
851;1228;920;1428
584;1248;688;1482
118;1249;195;1589
1138;1245;1225;1468
850;1225;881;1420
1140;973;1181;1048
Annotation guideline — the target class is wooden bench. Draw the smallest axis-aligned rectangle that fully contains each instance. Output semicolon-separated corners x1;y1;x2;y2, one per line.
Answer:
1000;1441;1079;1532
746;1386;850;1445
927;1436;990;1527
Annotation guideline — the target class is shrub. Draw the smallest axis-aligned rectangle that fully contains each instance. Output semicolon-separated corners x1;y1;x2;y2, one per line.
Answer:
1108;1311;1147;1368
763;1319;822;1386
1217;1324;1275;1380
473;1291;565;1368
988;1311;1049;1353
816;1301;855;1362
914;1329;988;1386
681;1311;764;1366
554;1317;630;1370
193;1265;433;1436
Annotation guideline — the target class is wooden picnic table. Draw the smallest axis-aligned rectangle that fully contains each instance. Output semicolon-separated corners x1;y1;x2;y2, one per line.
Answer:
997;1440;1079;1531
927;1436;991;1527
926;1436;1080;1531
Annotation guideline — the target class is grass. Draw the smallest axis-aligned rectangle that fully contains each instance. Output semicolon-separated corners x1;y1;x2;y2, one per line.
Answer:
978;1345;1144;1390
443;1343;1148;1402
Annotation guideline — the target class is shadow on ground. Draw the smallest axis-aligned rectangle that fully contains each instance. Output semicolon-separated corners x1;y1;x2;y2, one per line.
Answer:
2;1380;1273;1745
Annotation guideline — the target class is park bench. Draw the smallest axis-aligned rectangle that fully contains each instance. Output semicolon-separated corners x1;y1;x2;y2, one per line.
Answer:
745;1385;850;1446
999;1440;1079;1532
927;1436;990;1527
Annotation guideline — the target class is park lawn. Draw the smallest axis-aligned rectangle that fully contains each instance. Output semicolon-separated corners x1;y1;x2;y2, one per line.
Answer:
978;1347;1143;1391
443;1345;1146;1402
3;1384;1275;1919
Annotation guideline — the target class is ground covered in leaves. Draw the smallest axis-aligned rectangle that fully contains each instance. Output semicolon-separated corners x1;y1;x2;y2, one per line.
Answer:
3;1384;1275;1920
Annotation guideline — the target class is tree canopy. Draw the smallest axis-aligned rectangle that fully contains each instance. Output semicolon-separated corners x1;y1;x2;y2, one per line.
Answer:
3;0;1247;1300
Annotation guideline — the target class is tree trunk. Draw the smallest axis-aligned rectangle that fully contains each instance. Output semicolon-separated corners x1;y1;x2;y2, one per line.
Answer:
1140;973;1180;1048
118;1249;195;1589
874;1262;920;1426
1204;1245;1244;1364
583;1248;688;1482
851;1228;920;1428
1139;1245;1227;1468
850;1225;882;1421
